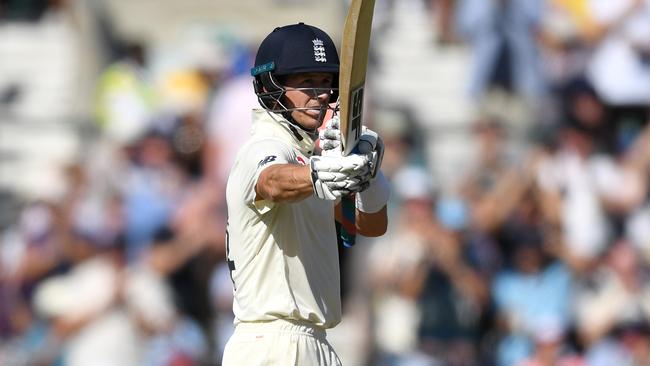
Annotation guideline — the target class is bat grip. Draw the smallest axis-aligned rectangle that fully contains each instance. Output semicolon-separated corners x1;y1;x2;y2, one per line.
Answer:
340;142;359;248
340;195;357;247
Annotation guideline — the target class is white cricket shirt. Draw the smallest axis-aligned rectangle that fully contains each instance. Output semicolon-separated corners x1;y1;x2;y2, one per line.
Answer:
225;109;341;329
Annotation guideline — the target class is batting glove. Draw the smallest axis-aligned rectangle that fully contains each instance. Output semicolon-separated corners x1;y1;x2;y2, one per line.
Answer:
309;154;371;200
355;129;390;212
319;117;384;178
356;128;385;179
319;116;341;157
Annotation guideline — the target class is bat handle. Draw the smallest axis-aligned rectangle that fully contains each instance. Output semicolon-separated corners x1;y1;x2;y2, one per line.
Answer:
340;194;356;247
332;105;357;247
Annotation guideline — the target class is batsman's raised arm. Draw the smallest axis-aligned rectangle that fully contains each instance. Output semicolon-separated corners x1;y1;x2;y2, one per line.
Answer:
255;151;371;203
255;152;388;236
255;164;313;203
336;203;388;237
351;166;390;237
321;117;390;237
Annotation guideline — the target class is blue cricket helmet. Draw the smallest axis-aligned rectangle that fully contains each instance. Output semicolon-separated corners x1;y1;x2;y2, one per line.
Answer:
251;23;340;111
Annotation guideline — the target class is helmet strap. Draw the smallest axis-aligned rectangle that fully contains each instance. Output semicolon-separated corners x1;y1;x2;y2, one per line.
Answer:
286;121;305;141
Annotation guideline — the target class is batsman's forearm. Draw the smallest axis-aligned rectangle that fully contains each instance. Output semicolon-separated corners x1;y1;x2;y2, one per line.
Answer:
356;205;387;237
256;164;314;203
336;203;388;237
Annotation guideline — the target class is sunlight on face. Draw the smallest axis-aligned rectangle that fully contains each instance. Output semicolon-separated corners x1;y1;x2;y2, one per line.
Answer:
281;72;334;131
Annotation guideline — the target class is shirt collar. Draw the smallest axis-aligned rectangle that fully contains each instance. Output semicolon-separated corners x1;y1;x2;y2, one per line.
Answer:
251;109;318;157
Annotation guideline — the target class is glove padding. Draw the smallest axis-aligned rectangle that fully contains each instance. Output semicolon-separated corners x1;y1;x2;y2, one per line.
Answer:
319;116;341;156
356;128;385;179
310;154;371;200
320;116;384;178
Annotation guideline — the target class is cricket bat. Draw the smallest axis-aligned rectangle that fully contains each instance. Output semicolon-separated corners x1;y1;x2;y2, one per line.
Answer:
338;0;375;247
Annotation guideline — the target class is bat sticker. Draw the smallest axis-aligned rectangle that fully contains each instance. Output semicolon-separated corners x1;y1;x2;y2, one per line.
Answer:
350;86;364;143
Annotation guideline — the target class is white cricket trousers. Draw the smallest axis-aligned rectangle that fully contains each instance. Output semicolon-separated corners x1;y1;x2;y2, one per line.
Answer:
222;319;343;366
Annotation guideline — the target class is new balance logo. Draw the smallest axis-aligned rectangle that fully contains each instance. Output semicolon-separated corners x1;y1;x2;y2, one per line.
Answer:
312;38;327;62
258;155;277;167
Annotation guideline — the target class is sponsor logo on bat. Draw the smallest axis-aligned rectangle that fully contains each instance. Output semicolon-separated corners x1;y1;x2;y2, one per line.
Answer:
349;86;364;143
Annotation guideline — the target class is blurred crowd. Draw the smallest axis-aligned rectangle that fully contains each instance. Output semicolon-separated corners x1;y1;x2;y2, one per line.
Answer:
1;0;650;366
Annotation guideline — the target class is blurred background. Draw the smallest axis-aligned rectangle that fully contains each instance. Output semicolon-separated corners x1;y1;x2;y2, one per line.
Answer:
1;0;650;365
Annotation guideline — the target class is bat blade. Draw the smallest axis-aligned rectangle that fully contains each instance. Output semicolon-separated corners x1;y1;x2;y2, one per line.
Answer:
337;0;375;248
339;0;375;157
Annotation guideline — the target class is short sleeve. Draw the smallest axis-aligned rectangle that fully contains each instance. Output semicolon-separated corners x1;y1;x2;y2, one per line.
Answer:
238;138;295;214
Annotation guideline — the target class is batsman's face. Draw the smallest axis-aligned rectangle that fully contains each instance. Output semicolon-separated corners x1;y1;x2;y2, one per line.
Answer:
282;72;334;131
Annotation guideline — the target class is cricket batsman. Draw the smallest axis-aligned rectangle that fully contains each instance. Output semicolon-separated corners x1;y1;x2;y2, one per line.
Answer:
221;23;390;365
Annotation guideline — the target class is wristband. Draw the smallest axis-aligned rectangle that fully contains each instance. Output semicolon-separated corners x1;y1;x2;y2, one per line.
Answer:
355;170;390;213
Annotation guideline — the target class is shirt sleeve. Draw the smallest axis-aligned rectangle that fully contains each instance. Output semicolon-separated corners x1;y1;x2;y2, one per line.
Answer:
239;138;295;214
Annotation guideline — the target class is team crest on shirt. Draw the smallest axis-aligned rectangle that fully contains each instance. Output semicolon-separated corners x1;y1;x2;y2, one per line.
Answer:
258;155;277;167
312;39;326;62
296;156;307;165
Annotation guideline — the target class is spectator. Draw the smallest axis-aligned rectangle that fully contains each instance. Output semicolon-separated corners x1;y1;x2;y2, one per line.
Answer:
455;0;546;129
584;322;650;366
367;166;438;365
95;41;157;146
491;227;573;366
119;130;187;263
534;120;612;270
586;0;650;106
516;316;584;366
125;265;208;366
572;240;650;347
32;241;136;366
